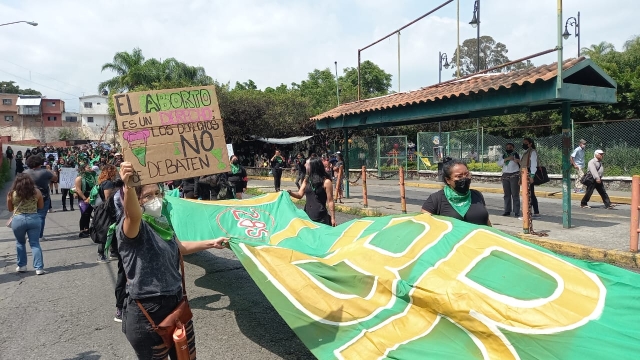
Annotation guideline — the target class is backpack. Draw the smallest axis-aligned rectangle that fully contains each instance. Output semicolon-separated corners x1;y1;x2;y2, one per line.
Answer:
89;190;118;244
216;173;236;200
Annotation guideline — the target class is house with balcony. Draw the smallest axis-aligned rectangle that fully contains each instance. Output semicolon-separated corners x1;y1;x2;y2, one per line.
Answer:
0;93;19;124
42;98;65;127
16;95;42;120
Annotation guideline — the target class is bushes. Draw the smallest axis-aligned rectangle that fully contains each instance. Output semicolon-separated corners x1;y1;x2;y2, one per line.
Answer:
0;157;11;190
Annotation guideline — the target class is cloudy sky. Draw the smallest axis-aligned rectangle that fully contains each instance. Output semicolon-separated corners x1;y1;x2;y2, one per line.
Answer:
1;0;637;112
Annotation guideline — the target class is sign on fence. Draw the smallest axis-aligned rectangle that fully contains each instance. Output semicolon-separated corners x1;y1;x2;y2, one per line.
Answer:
59;168;78;189
112;85;230;186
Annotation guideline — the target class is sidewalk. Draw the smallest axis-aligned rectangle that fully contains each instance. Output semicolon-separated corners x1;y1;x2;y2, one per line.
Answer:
249;177;639;268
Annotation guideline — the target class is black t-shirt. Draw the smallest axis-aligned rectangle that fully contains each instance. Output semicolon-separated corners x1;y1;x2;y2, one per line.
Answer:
421;189;489;226
99;180;114;202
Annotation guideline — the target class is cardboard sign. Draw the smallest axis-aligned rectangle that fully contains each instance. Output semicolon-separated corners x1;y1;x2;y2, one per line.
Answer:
59;167;78;189
226;144;234;157
45;153;58;162
112;85;230;186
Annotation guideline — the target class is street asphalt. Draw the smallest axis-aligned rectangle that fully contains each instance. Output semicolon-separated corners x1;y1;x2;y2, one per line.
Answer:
0;165;361;359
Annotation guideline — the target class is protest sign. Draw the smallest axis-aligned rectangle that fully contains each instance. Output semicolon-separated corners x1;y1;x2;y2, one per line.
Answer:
226;144;234;157
112;85;230;186
45;153;58;162
59;168;78;189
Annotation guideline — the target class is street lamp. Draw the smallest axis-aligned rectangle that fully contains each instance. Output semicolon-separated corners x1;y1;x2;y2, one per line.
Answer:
0;20;38;27
469;0;480;72
438;52;450;83
562;12;580;57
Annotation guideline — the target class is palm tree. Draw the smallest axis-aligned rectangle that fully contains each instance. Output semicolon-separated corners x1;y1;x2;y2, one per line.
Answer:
98;48;146;92
581;42;615;59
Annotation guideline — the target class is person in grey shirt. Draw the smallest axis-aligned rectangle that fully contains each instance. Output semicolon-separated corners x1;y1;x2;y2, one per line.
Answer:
570;139;587;193
497;143;521;217
23;155;57;241
580;149;614;209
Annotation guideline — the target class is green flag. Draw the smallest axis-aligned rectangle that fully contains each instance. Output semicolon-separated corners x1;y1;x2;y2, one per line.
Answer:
165;192;640;359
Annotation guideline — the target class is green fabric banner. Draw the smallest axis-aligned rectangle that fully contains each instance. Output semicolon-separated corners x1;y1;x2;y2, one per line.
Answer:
166;192;640;360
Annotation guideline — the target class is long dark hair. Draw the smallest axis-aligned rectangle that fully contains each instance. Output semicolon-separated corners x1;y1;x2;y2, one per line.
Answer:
308;158;330;191
524;137;537;150
11;173;37;201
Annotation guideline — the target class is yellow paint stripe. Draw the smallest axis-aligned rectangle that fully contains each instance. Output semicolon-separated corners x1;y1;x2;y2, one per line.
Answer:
182;192;281;206
328;220;375;252
270;218;319;245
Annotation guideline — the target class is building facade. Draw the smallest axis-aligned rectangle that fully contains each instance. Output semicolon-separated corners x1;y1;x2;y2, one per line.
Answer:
42;99;65;127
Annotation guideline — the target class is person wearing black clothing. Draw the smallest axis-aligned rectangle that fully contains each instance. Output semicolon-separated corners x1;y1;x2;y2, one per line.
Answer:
294;152;306;189
288;158;336;226
15;151;24;174
96;165;117;263
271;150;285;191
421;158;490;226
227;155;248;199
5;146;14;167
60;159;75;211
179;177;199;199
74;163;98;238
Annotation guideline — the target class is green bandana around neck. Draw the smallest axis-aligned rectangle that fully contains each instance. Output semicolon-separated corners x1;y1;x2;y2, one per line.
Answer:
141;214;174;241
444;185;472;218
231;163;240;174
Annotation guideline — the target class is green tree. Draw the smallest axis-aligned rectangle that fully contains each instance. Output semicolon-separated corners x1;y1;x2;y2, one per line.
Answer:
450;36;533;76
0;80;41;95
340;60;393;102
98;48;146;92
581;41;615;59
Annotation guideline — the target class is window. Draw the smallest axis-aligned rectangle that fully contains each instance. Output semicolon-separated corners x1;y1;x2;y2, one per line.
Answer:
2;99;11;105
87;116;94;123
4;115;13;121
65;116;78;122
49;101;56;107
84;102;92;108
48;116;57;121
97;102;101;105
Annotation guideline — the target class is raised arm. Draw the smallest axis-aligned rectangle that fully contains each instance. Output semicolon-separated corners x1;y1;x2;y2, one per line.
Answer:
119;162;143;239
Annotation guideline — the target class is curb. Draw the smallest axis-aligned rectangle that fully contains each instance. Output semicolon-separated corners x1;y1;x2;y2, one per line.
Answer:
247;177;632;205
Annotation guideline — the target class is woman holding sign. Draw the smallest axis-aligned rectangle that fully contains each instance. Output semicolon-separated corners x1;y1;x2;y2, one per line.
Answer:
59;159;76;212
117;161;229;358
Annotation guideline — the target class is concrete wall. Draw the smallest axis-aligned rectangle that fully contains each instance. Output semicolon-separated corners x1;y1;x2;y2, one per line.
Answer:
0;122;116;143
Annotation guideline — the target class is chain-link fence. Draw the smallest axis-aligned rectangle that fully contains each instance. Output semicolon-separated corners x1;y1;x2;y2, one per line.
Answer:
377;135;407;178
329;136;378;169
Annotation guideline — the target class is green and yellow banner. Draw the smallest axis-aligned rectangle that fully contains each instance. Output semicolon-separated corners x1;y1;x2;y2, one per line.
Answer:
166;192;640;359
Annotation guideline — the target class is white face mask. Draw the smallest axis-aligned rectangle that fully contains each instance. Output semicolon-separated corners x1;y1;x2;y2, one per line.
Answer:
142;197;163;218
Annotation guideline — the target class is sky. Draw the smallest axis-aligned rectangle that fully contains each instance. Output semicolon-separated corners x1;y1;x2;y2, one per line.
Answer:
0;0;638;112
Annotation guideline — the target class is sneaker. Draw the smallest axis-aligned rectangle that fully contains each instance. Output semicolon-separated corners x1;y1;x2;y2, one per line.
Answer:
62;208;68;212
36;269;46;275
16;266;27;273
97;255;108;263
108;253;118;261
518;217;524;221
532;214;541;218
40;237;47;242
79;231;90;238
501;212;510;217
114;308;123;323
580;205;591;209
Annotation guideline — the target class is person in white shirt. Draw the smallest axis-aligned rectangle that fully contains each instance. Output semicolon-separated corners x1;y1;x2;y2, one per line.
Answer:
570;139;587;193
581;149;615;209
497;143;521;217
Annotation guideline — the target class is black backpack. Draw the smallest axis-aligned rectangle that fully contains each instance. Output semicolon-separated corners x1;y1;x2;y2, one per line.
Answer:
89;190;119;244
216;173;236;200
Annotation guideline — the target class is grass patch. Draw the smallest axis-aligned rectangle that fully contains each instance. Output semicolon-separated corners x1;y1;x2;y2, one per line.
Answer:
0;157;11;190
244;188;265;196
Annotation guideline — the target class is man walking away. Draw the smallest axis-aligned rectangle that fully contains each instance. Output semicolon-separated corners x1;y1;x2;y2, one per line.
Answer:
497;143;521;217
571;139;587;193
294;153;306;189
271;150;285;191
581;149;615;209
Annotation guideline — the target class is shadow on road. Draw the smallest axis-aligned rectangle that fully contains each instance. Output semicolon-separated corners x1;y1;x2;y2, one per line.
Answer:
62;351;101;360
184;251;316;359
0;261;98;285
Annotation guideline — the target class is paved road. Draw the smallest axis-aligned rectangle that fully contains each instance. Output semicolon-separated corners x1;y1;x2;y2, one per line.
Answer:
0;173;359;359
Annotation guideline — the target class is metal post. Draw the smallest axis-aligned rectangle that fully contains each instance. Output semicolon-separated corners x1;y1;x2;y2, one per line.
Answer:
476;0;480;72
571;118;575;151
377;135;381;178
561;102;572;228
362;166;368;208
456;0;460;78
481;126;484;170
344;127;350;198
399;166;407;214
521;167;530;234
357;51;361;101
630;175;640;252
557;0;563;92
476;119;480;157
438;51;442;83
577;11;581;57
335;61;340;106
397;32;401;92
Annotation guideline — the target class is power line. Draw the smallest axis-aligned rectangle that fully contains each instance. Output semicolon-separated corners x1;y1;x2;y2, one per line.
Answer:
0;69;80;98
0;58;86;91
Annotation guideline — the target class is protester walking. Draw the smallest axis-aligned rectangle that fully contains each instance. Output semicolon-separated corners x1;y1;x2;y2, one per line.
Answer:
520;137;540;218
421;158;491;226
271;150;285;191
15;150;24;174
74;162;97;238
7;174;46;275
59;159;75;211
288;158;337;226
497;143;521;217
5;146;14;167
333;152;345;203
227;155;248;199
117;161;229;358
571;139;587;193
95;165;118;263
294;152;306;189
24;155;57;241
581;150;615;209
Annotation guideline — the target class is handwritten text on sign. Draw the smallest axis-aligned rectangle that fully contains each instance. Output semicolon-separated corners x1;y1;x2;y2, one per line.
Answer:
59;167;78;189
113;85;230;186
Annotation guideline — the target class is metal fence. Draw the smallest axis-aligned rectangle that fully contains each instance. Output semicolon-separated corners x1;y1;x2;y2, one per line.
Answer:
377;135;408;177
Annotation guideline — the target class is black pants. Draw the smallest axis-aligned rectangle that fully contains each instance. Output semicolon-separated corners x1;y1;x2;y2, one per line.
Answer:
61;189;74;210
79;201;93;231
581;181;611;207
111;240;127;309
273;169;283;191
123;293;196;359
529;183;539;214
